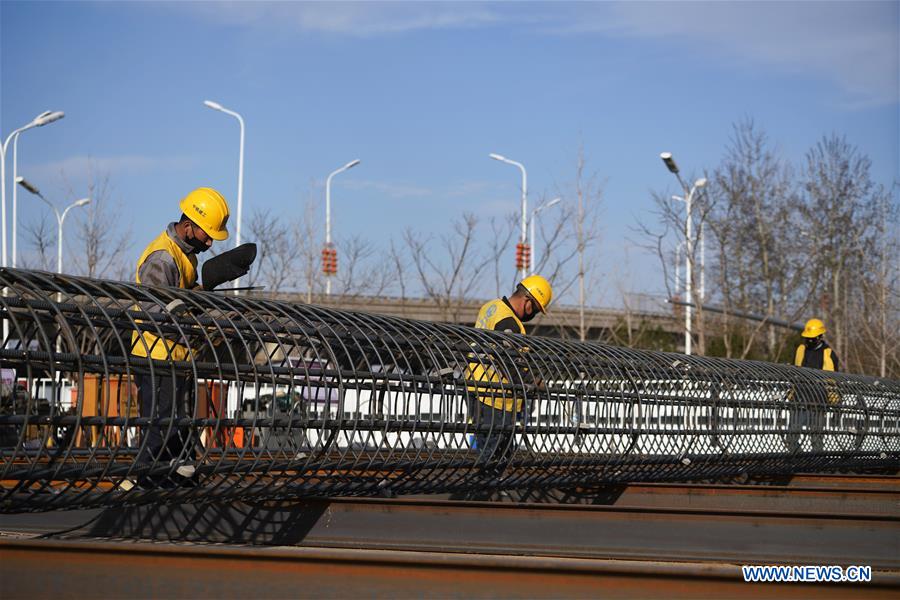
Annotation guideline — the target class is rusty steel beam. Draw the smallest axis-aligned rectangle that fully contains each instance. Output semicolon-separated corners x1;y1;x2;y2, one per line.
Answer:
783;473;900;491
2;539;899;599
4;497;895;569
510;482;900;516
2;477;898;535
0;268;898;511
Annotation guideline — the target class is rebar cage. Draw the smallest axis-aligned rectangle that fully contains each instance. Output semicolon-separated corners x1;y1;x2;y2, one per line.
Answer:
1;268;898;512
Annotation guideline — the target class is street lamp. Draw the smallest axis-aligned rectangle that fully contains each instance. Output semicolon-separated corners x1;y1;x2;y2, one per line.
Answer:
1;110;65;268
530;197;561;275
674;240;684;298
490;152;528;280
661;152;706;355
12;111;65;270
16;176;89;274
204;100;245;287
323;159;361;296
661;152;679;174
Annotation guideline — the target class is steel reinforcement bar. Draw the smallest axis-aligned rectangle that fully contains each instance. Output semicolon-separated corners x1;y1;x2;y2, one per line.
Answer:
0;268;898;511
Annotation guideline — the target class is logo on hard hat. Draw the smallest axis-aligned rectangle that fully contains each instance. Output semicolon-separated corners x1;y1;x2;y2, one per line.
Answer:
193;204;207;218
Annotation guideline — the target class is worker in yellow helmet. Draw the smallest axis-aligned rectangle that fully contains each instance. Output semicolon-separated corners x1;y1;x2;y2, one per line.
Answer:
466;275;552;480
473;274;552;335
135;187;230;289
786;318;839;455
794;318;839;371
131;188;230;488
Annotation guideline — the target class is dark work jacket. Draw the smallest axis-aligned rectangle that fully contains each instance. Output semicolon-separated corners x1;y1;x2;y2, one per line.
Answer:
794;341;839;371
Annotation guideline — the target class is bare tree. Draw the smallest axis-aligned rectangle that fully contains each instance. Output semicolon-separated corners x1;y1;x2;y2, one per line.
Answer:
856;248;900;377
638;189;715;353
333;234;393;298
486;212;518;298
244;191;322;302
20;213;55;271
638;166;715;353
294;193;323;303
403;213;492;322
705;120;812;360
546;145;604;341
606;249;672;349
245;208;298;293
843;184;899;376
534;196;580;284
388;238;409;302
638;121;894;374
64;167;132;280
799;134;883;364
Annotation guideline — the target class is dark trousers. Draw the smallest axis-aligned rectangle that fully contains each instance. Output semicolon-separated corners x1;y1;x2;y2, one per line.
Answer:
137;374;195;480
785;384;827;454
786;407;826;453
469;399;517;469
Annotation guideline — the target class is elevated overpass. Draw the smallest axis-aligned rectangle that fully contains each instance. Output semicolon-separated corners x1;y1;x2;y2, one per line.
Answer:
256;291;683;341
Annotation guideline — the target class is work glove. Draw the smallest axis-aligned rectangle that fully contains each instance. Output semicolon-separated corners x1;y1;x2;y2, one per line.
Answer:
201;243;257;290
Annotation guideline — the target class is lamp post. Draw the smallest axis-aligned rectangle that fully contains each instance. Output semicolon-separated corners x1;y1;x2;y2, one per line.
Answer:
1;111;65;268
489;153;528;280
204;100;245;288
661;152;706;355
16;176;89;273
700;225;705;303
11;111;66;269
530;197;561;276
670;200;706;301
674;240;684;298
323;159;361;296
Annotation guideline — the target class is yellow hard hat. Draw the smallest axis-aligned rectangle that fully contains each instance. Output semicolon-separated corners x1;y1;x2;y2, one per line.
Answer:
801;318;826;338
179;187;230;241
519;274;552;313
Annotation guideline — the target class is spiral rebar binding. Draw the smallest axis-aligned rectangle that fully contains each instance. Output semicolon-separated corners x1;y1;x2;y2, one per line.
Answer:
0;268;897;512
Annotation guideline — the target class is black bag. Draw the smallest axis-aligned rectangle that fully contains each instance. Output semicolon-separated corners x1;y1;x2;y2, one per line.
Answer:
201;243;257;290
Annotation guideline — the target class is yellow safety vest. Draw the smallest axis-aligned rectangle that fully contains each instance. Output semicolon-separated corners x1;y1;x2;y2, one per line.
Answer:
793;345;840;404
794;344;836;371
131;230;197;361
466;299;525;412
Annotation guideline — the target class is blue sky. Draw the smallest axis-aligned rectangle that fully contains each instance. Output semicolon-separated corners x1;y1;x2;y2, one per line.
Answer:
2;1;898;305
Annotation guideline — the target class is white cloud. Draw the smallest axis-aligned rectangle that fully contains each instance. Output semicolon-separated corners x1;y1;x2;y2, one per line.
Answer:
476;198;518;218
557;1;899;108
173;1;502;36
21;155;195;183
322;178;514;207
164;1;898;107
444;180;506;198
339;178;434;199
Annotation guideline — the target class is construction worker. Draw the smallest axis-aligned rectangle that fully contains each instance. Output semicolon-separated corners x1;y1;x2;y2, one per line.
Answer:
466;275;552;480
786;318;839;454
794;318;839;371
131;187;230;488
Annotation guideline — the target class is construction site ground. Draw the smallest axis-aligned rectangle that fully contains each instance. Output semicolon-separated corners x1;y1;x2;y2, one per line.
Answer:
1;472;898;598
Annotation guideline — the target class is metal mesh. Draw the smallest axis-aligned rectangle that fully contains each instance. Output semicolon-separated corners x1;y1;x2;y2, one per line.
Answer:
1;268;897;512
